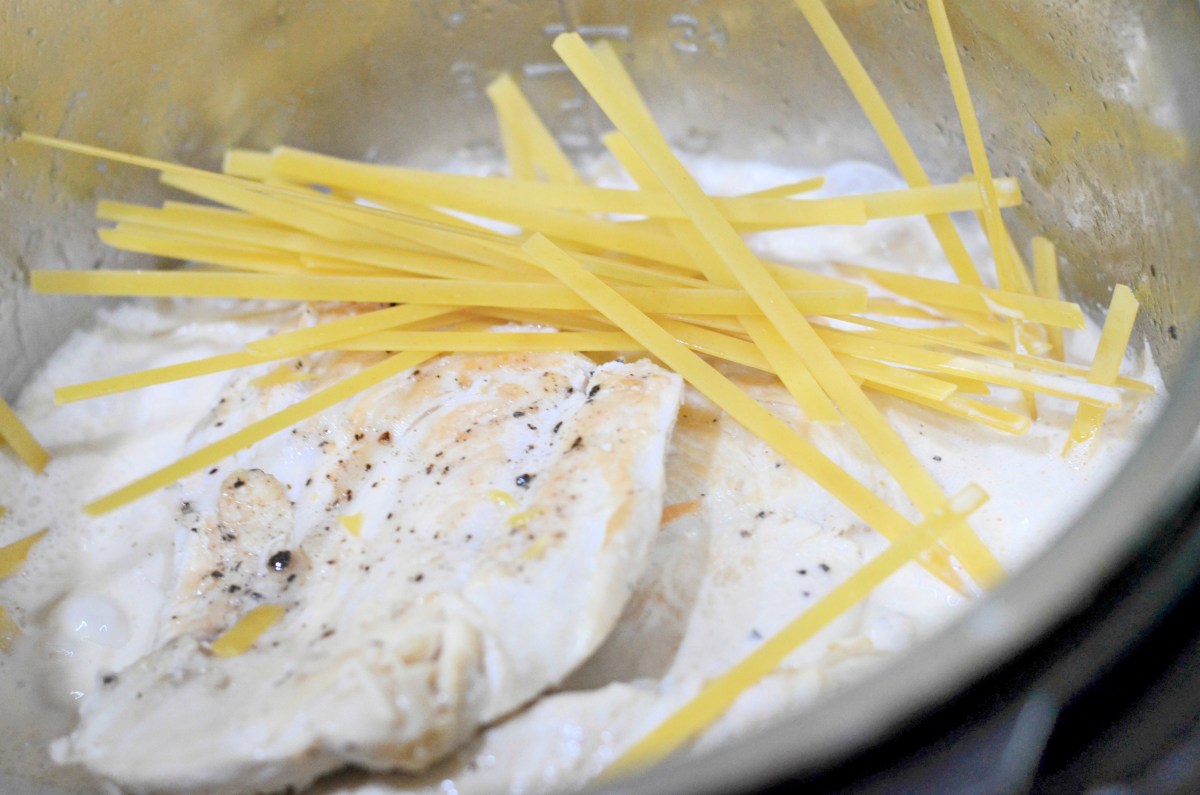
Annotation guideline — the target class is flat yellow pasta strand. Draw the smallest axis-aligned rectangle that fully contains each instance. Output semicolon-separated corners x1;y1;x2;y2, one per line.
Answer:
31;270;866;317
86;351;435;515
926;0;1023;293
1033;236;1066;361
0;398;50;473
246;304;457;357
486;73;582;184
0;529;48;580
793;0;983;286
1064;285;1139;457
603;130;840;424
521;233;971;594
557;33;1001;588
602;483;989;779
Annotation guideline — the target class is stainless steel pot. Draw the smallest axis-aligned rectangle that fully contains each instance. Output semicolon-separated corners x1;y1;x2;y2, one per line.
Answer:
2;1;1199;793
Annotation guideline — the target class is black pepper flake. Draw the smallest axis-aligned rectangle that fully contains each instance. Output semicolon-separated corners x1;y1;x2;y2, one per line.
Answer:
286;574;297;583
526;423;537;431
305;478;313;487
588;384;601;398
354;432;364;441
101;673;118;686
181;501;193;513
210;570;224;580
756;511;767;519
208;468;218;475
749;629;763;641
570;436;583;450
227;585;241;593
797;569;808;576
379;431;392;443
819;563;831;573
412;573;425;583
268;550;292;572
739;529;752;538
552;421;562;434
232;478;245;488
425;464;434;475
515;473;535;489
513;410;526;418
1169;325;1179;340
933;455;942;462
321;629;335;639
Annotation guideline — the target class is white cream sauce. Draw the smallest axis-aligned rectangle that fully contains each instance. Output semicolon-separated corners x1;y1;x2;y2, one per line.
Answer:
0;159;1166;795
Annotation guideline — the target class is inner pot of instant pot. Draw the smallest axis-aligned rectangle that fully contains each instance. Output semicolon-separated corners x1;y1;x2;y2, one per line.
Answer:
3;2;1200;793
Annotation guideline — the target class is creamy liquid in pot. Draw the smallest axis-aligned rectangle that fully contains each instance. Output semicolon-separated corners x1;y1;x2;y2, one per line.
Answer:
0;158;1166;794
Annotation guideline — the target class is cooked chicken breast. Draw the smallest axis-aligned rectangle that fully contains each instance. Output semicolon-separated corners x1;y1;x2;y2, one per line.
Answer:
52;350;682;795
325;369;969;795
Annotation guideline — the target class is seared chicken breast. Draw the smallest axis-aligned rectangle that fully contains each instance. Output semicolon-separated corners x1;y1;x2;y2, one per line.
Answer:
52;350;682;795
333;370;967;794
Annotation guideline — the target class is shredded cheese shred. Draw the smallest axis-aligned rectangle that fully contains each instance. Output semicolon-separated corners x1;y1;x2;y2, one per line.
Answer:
210;604;287;659
338;513;364;537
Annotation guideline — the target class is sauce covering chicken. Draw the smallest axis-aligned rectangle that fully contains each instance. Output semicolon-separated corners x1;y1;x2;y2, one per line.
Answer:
0;158;1164;795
